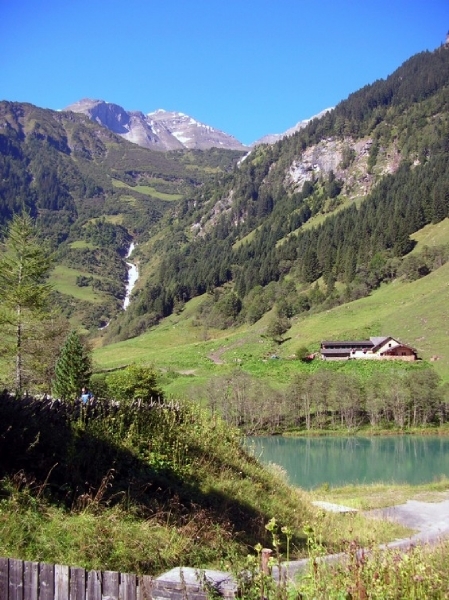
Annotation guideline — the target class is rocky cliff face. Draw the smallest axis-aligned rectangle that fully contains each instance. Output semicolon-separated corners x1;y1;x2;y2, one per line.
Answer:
198;133;401;237
64;99;247;152
286;136;400;199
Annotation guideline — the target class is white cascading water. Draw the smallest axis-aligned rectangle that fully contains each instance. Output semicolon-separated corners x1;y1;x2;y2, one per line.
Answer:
123;242;138;310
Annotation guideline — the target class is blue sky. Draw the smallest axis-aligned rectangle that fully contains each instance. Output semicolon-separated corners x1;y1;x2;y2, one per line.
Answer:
1;1;448;145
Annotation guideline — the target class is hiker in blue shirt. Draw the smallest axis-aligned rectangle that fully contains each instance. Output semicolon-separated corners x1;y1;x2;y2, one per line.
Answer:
80;387;93;404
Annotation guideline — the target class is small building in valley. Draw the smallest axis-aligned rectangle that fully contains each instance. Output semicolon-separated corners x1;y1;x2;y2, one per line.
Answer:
320;336;418;361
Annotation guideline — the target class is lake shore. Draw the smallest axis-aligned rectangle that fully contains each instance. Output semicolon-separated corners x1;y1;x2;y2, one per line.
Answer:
282;424;449;437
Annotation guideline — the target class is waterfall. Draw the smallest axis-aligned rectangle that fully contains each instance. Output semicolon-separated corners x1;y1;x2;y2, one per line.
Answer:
123;242;138;310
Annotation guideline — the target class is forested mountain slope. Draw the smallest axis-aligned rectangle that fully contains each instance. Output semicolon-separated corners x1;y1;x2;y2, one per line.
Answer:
0;101;244;329
110;45;449;342
1;45;449;341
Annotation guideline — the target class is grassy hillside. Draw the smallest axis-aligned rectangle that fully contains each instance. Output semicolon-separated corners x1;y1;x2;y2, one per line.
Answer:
411;217;449;250
94;219;449;394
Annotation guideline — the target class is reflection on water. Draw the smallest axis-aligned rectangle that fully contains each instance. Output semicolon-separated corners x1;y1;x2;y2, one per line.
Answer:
245;436;449;489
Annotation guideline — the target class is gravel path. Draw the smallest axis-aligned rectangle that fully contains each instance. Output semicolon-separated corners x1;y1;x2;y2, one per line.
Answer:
276;496;449;581
367;497;449;547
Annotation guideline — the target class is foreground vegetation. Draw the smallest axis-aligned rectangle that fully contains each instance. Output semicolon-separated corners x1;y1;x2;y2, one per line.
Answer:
0;392;414;575
231;516;449;599
293;538;449;599
0;392;308;573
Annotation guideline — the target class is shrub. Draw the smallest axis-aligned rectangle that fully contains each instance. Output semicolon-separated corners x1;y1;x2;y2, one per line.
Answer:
105;364;163;403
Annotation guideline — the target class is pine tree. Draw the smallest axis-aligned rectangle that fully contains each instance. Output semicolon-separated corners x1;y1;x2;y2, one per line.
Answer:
53;330;92;400
302;249;321;283
0;213;52;392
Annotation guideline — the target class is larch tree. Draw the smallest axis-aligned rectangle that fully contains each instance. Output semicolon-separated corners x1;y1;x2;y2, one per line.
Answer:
0;213;53;392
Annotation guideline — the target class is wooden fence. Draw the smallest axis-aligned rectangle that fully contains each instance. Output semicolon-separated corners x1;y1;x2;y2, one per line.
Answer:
0;557;235;599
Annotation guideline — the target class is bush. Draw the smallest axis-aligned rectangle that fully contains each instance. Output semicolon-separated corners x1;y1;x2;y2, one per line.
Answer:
105;364;163;403
295;346;311;361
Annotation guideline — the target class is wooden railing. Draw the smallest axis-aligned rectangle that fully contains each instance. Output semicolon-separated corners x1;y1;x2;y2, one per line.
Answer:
0;557;235;599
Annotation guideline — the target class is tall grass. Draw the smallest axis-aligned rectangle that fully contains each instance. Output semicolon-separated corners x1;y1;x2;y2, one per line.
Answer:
293;535;449;599
232;520;449;599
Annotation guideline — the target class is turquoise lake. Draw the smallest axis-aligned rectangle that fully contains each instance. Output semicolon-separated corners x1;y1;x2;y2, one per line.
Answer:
245;436;449;490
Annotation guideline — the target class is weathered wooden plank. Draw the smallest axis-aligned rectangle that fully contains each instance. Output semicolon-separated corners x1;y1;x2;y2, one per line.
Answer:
9;558;24;600
155;581;210;600
102;570;119;599
39;563;55;600
23;561;39;600
55;564;69;600
86;570;101;600
139;575;154;600
0;557;9;600
69;567;86;600
120;573;137;600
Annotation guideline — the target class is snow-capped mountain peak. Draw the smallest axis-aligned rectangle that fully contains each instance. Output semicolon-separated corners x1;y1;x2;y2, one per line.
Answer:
65;100;247;151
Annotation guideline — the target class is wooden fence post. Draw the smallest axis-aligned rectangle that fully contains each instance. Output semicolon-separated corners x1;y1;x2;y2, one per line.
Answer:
69;566;86;600
9;558;24;600
120;572;137;600
0;557;9;600
23;561;38;600
102;570;119;600
261;548;272;575
87;570;101;600
39;563;55;600
55;564;69;600
139;575;154;600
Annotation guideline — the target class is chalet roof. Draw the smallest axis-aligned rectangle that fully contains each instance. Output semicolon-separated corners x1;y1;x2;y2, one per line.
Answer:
321;348;352;356
321;340;373;348
369;336;390;347
381;344;418;355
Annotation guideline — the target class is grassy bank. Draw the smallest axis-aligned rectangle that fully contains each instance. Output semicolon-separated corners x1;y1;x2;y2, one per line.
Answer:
311;479;449;510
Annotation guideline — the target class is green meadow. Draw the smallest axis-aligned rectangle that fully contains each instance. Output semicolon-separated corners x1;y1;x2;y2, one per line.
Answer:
93;271;449;399
411;217;449;250
51;265;109;303
93;218;449;397
112;178;182;201
69;240;96;249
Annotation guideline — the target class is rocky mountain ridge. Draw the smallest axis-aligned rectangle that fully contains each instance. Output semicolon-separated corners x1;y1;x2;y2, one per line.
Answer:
254;108;333;146
64;98;332;152
64;99;248;152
